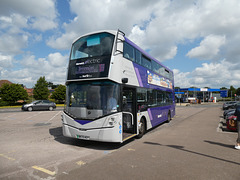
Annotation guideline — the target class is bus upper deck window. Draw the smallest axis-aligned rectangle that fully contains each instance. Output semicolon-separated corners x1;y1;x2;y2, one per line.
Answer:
135;50;141;65
142;56;151;69
123;42;135;62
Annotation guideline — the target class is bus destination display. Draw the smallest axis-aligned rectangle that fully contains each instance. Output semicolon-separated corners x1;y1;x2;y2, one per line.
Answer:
67;56;110;80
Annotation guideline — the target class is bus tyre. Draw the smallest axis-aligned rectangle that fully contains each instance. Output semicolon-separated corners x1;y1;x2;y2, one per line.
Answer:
49;106;53;111
137;118;145;139
167;112;171;123
28;107;33;111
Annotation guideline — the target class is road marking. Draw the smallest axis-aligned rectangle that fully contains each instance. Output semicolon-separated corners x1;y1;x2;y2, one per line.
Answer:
0;153;15;161
25;112;43;120
46;111;61;123
76;160;86;166
32;166;56;176
3;114;16;119
128;148;136;151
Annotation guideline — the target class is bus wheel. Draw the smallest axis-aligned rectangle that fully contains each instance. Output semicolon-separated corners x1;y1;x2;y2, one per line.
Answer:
167;112;171;122
137;118;145;139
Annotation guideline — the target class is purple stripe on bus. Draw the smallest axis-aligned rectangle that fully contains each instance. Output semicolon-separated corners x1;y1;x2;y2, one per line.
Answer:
134;67;143;87
75;120;92;125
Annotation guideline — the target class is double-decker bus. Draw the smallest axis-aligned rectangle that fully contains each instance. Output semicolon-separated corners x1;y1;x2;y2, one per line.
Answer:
62;30;175;143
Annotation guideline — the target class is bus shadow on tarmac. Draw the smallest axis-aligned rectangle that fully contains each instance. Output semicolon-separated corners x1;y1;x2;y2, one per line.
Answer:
49;126;134;150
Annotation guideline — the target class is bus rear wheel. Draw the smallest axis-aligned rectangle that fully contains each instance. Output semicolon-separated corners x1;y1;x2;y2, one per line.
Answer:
137;118;145;139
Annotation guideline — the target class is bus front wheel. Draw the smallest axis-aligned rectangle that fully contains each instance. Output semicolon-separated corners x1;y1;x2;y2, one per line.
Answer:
137;118;146;139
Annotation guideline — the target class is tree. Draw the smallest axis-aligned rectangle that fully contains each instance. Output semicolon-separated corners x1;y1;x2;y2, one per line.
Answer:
48;82;59;89
33;76;49;100
236;88;240;96
0;83;28;103
51;84;66;102
220;87;228;90
228;86;236;98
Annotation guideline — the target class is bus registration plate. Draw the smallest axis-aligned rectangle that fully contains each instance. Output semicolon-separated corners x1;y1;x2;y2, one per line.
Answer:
76;135;90;140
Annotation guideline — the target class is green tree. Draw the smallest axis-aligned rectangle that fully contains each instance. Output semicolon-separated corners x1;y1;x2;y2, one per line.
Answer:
220;87;228;90
33;76;49;100
228;86;236;98
51;84;66;102
236;88;240;96
0;83;28;103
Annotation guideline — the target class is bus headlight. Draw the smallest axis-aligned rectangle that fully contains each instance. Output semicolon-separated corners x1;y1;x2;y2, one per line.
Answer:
108;117;116;126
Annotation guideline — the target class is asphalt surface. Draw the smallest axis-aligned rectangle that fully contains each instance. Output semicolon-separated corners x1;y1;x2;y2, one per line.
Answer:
0;104;239;180
58;104;240;180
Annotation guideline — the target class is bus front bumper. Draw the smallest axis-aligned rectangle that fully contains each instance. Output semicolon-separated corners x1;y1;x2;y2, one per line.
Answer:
62;123;123;143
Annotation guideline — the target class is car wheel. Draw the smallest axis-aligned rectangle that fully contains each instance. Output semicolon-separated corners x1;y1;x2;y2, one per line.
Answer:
49;106;53;111
28;107;33;111
137;118;146;139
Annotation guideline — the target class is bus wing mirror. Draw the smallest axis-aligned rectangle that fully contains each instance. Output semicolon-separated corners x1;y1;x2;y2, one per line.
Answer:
122;78;128;84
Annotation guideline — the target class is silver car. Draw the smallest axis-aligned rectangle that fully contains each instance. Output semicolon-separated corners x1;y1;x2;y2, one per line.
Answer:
22;100;56;111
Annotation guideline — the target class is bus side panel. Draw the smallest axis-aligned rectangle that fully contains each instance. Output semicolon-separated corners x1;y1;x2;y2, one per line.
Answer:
171;105;176;119
137;111;152;131
147;106;171;127
108;56;140;86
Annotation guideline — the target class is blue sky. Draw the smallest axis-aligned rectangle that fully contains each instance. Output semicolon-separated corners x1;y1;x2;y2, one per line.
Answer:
1;0;240;88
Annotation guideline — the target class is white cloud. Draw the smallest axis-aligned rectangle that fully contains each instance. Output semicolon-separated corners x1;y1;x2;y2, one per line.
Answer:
47;0;157;50
186;35;226;60
174;60;238;88
173;69;191;88
1;0;240;89
0;34;28;54
0;0;58;31
0;53;68;88
0;0;58;56
0;54;13;68
30;17;58;32
47;31;78;50
0;0;57;19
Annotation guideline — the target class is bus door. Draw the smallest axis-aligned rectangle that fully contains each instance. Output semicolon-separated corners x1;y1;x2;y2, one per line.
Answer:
122;87;137;141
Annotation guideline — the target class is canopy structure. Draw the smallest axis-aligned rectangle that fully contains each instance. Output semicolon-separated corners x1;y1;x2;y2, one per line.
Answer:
175;88;228;103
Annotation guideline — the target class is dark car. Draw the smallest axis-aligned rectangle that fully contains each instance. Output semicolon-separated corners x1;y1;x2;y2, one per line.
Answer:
22;100;56;111
223;109;235;119
222;101;237;110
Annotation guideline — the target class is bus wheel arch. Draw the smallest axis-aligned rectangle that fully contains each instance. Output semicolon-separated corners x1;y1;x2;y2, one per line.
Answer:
137;116;146;139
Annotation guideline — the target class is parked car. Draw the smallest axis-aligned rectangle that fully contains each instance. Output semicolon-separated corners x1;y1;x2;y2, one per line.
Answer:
223;109;235;119
225;110;235;120
222;101;237;110
22;100;56;111
226;115;237;131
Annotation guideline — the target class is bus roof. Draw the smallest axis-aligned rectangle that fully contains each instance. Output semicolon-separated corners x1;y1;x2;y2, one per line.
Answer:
71;29;173;74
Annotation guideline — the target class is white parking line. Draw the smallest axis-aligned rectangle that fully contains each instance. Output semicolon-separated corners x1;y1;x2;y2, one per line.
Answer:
45;111;61;124
25;112;43;120
3;114;17;119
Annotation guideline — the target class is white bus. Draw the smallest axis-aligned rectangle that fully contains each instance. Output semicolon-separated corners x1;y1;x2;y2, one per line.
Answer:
62;30;175;143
